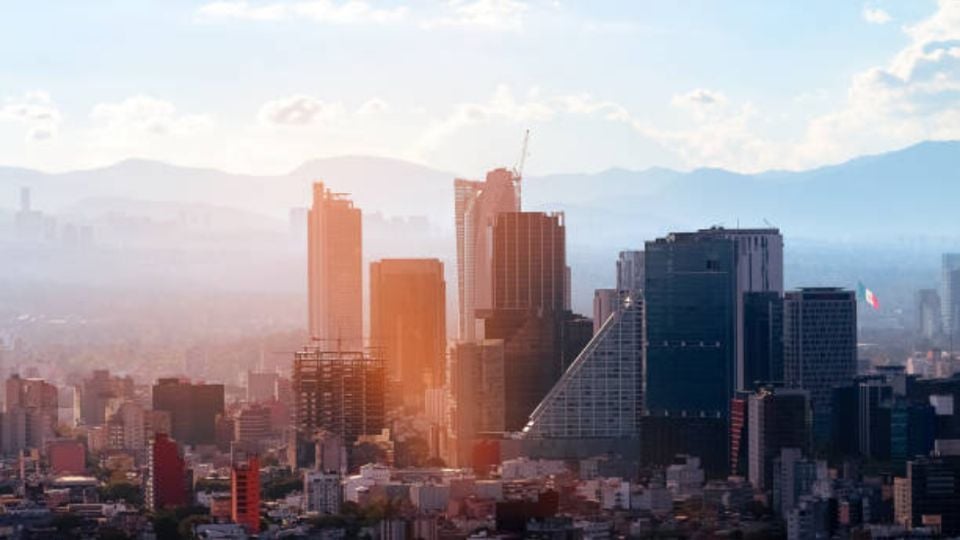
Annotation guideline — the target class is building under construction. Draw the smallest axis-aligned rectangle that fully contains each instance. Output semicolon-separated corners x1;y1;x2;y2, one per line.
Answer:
292;346;386;449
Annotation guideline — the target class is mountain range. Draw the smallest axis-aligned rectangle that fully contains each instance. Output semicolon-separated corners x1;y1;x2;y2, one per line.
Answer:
1;141;958;316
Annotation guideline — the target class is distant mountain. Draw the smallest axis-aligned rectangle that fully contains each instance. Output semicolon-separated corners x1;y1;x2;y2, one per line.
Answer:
1;141;957;317
3;141;956;242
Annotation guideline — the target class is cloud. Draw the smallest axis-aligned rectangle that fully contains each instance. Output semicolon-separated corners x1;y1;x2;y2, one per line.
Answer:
862;6;892;24
196;0;407;24
89;96;213;142
421;0;529;31
258;95;346;126
356;97;389;115
0;91;61;142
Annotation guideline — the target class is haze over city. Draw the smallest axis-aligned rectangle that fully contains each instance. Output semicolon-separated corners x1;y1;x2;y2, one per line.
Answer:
1;1;960;539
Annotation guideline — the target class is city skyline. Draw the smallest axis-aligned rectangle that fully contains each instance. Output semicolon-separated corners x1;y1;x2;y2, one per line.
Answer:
1;3;960;538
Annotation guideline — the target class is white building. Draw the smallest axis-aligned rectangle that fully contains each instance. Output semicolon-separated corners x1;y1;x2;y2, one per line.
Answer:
304;471;342;515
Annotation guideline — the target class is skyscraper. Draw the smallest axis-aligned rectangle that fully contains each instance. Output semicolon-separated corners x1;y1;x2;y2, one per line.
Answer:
742;292;784;390
592;289;618;335
747;386;811;491
482;212;568;431
450;340;505;467
616;250;644;294
369;258;446;408
783;287;857;444
455;168;521;342
308;182;362;347
917;289;942;340
644;227;783;417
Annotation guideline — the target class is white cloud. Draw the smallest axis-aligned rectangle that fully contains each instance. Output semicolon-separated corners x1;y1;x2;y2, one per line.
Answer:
422;0;529;31
862;6;892;25
356;97;389;116
196;0;407;25
89;96;213;143
258;94;346;126
0;91;61;142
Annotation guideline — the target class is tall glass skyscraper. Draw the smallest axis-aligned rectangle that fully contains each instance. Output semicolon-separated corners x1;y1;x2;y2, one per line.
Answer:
783;287;857;445
644;227;783;417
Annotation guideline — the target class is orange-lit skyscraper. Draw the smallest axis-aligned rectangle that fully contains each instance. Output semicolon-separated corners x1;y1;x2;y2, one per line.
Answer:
308;182;362;347
455;168;520;342
231;455;261;534
370;258;446;409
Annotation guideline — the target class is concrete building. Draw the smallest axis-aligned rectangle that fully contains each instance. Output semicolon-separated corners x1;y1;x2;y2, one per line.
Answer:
304;470;342;515
235;404;271;450
455;168;521;342
152;378;225;447
145;433;188;511
292;346;386;457
308;181;362;347
592;289;618;335
231;456;260;534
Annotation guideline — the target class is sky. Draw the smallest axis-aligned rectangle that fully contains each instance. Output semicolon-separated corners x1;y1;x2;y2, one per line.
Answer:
1;0;959;177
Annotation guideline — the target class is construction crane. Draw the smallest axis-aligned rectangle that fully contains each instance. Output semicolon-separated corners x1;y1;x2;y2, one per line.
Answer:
513;129;530;180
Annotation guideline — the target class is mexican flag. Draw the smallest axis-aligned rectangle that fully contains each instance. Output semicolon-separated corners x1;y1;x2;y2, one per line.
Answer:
857;281;880;310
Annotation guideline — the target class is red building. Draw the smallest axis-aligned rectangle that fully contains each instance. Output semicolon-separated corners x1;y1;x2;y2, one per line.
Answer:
146;433;188;510
231;456;260;533
47;439;86;474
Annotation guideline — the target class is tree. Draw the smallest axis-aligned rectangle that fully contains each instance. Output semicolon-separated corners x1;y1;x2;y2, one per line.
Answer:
101;480;144;506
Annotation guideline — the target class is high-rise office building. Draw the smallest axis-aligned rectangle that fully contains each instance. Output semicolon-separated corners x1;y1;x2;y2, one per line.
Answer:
3;375;58;455
644;227;783;416
370;258;446;408
231;455;261;534
592;289;618;335
145;433;188;511
455;168;521;342
616;250;644;294
644;231;736;416
292;346;385;446
308;182;362;347
905;456;960;536
747;386;811;490
152;378;225;446
483;212;568;431
942;254;960;342
783;288;857;444
742;292;784;390
450;340;505;467
522;295;643;439
80;370;134;426
916;289;942;340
